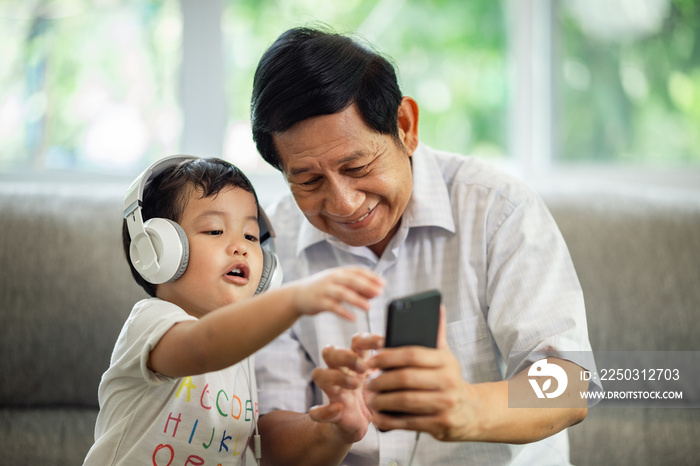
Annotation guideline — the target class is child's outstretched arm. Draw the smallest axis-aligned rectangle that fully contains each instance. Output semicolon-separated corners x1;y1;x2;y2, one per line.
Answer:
148;266;384;378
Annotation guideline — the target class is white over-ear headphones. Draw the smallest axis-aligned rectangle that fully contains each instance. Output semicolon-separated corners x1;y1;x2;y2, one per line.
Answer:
123;155;283;293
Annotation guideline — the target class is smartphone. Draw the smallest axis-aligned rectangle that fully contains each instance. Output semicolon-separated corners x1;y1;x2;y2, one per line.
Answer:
380;289;441;418
385;289;441;348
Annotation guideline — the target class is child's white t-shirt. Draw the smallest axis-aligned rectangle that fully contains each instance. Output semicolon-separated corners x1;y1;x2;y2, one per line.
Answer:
84;298;257;465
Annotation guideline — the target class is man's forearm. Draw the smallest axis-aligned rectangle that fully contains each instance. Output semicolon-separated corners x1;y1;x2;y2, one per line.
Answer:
367;354;588;443
467;384;587;444
467;358;588;444
258;410;352;466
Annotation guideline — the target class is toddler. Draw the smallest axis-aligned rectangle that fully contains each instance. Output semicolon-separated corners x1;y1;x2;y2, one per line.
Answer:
83;156;383;465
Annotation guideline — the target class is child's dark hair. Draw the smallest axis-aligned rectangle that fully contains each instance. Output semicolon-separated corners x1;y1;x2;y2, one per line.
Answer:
122;157;259;297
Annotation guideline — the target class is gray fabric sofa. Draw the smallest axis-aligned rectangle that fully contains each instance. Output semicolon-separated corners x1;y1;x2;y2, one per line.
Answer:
1;178;698;465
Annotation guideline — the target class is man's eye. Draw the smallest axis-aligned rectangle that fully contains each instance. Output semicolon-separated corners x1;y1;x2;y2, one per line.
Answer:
347;164;369;175
301;177;321;186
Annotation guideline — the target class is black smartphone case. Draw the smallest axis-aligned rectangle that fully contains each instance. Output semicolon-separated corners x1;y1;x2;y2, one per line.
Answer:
385;289;441;348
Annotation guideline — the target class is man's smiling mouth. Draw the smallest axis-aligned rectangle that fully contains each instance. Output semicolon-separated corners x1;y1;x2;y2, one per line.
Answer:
342;205;375;224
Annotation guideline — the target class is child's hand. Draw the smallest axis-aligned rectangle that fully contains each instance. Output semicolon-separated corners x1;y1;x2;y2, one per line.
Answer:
291;267;384;321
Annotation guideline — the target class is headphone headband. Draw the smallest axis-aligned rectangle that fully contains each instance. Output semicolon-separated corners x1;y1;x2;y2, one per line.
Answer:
123;155;195;220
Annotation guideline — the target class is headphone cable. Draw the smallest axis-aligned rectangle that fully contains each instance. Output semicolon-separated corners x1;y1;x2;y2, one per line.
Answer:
407;431;421;466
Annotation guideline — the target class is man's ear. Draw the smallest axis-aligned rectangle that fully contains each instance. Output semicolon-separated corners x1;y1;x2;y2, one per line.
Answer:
397;96;419;156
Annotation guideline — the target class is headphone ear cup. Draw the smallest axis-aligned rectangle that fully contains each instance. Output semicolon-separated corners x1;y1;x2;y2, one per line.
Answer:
256;248;282;294
164;219;190;282
130;218;189;284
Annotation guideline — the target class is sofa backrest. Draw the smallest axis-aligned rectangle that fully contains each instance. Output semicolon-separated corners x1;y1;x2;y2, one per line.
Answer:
2;180;699;412
542;186;700;352
0;183;147;409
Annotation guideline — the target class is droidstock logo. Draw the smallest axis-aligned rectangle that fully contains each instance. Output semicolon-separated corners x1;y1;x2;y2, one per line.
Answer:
528;359;568;399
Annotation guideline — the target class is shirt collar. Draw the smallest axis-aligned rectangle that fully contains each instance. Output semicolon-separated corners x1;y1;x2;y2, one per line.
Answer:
295;142;456;257
403;143;455;232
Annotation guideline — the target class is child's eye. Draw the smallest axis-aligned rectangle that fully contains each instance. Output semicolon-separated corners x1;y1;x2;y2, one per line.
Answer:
245;234;259;242
207;230;223;236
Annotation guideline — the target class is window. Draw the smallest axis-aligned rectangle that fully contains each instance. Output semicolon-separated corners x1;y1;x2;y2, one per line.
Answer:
559;0;700;165
222;0;507;171
0;1;181;173
1;0;697;183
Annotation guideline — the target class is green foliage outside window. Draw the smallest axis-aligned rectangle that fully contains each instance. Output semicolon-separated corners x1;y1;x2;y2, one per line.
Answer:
223;0;508;161
560;0;700;164
1;0;698;174
0;1;181;172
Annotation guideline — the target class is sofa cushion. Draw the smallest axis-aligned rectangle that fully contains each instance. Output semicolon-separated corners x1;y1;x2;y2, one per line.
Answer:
568;406;700;465
0;407;97;465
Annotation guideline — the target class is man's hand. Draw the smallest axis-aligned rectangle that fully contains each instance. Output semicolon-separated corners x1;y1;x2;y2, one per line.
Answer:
363;308;588;443
309;333;384;443
363;308;482;441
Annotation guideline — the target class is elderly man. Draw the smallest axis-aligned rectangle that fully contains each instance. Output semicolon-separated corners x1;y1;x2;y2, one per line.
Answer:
250;26;598;465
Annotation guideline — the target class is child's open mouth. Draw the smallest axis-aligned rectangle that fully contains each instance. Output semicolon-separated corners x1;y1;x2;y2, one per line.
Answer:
224;263;249;284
